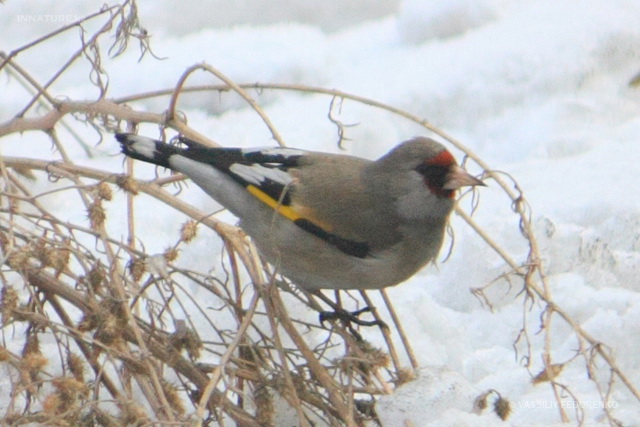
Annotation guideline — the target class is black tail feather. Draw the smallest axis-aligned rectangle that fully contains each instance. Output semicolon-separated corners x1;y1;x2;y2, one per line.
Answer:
115;133;183;169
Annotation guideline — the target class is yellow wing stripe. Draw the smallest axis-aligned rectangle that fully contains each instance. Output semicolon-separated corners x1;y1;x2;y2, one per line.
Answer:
246;184;302;222
246;184;369;257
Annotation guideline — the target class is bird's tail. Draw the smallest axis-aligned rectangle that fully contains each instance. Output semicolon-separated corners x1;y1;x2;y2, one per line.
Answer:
115;133;183;169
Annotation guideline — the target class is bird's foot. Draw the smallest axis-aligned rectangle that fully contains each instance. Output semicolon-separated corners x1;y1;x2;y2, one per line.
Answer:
319;306;387;329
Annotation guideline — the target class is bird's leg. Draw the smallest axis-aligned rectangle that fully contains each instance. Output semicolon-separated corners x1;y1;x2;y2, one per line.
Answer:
312;290;388;329
318;306;382;327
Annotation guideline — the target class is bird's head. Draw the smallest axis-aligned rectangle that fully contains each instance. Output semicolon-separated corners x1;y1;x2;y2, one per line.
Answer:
379;136;485;200
415;145;485;199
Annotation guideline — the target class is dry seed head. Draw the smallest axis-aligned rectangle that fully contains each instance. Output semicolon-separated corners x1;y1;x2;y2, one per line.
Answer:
33;239;47;260
165;345;182;366
22;352;48;373
67;353;85;382
161;380;186;415
164;247;179;263
92;301;126;343
290;372;306;394
119;402;149;426
532;363;564;384
0;346;10;362
357;339;390;369
8;246;32;271
336;357;355;373
53;376;87;397
395;368;416;386
170;327;202;360
253;384;274;425
44;247;71;275
105;299;126;318
21;336;45;377
269;373;287;394
19;369;38;394
22;334;41;357
96;182;113;201
129;257;146;282
77;312;100;332
180;220;198;243
43;392;65;416
87;263;107;292
169;329;186;352
43;383;83;424
95;314;121;344
369;348;390;370
494;396;512;420
88;201;106;229
238;343;258;367
473;391;491;413
116;175;140;195
1;286;19;324
184;329;202;360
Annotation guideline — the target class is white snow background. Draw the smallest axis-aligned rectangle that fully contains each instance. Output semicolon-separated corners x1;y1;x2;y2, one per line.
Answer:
2;0;640;425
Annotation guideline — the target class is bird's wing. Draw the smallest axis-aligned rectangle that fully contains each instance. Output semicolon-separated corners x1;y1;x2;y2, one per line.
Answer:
176;136;371;258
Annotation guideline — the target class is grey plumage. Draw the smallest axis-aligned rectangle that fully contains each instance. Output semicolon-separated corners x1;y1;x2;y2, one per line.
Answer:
116;133;483;290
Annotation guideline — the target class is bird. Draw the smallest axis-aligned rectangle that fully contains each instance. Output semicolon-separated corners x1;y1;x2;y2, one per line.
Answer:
116;133;484;294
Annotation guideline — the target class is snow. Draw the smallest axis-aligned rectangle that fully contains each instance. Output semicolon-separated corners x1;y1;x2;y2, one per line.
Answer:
3;0;640;425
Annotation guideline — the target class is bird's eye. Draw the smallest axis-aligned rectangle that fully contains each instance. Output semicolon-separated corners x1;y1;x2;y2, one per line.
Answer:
415;163;455;199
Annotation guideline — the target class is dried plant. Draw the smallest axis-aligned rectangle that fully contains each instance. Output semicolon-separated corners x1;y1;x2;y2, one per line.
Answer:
0;2;637;426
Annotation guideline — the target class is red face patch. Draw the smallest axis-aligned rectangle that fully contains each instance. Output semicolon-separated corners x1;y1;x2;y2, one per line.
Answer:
415;150;457;199
425;150;455;167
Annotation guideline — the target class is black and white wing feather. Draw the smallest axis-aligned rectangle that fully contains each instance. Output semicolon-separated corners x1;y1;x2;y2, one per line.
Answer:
116;133;369;258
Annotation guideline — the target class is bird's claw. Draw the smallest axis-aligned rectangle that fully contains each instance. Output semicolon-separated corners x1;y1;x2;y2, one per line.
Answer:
319;306;387;329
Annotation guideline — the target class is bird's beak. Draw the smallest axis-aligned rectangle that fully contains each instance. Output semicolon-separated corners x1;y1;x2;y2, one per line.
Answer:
442;165;485;190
